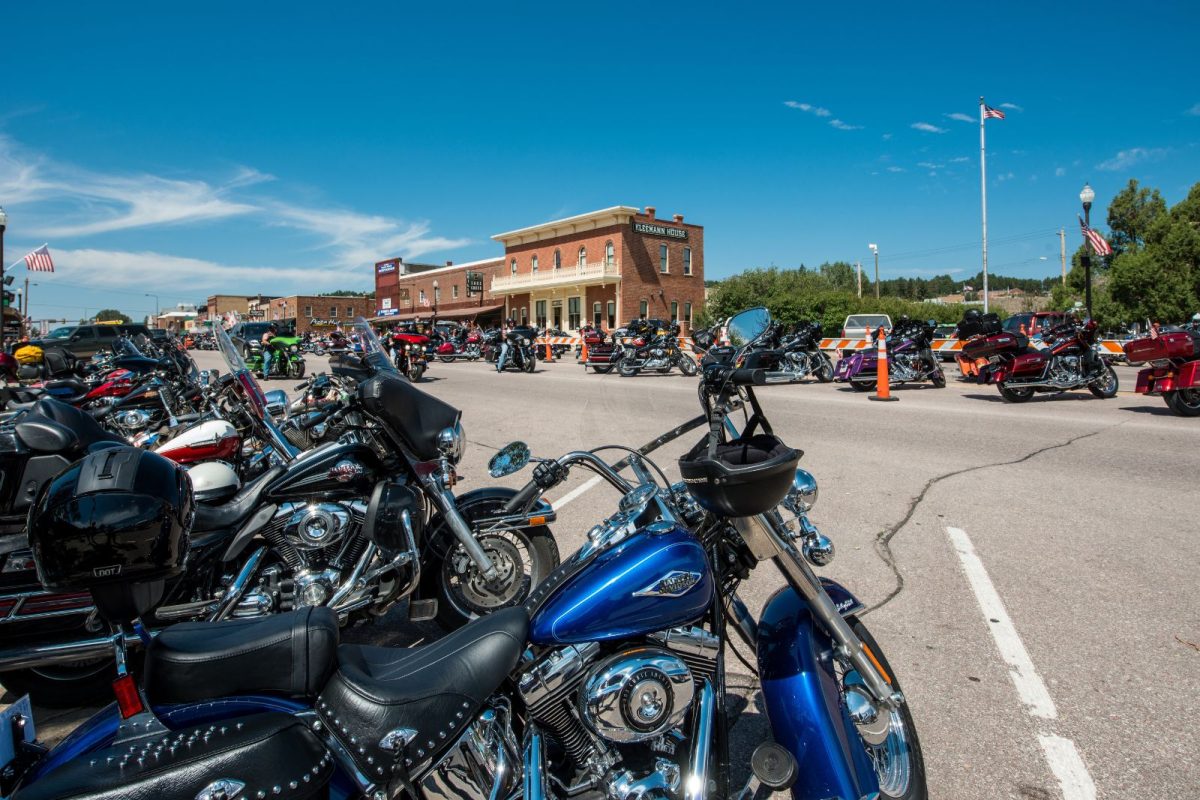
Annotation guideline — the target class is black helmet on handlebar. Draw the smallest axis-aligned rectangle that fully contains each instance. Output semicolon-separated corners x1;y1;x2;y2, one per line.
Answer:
679;432;800;518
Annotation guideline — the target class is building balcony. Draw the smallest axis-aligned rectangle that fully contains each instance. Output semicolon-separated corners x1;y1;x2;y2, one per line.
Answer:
491;261;621;294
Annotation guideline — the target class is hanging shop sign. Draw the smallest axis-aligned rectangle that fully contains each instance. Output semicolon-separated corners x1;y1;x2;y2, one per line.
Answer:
466;271;484;296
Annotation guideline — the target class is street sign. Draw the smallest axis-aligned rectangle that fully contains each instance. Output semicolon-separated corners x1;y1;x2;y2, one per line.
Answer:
466;271;484;296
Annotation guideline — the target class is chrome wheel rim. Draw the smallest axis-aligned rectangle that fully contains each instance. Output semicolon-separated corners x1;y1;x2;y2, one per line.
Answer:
442;531;534;618
864;706;914;796
1177;388;1200;409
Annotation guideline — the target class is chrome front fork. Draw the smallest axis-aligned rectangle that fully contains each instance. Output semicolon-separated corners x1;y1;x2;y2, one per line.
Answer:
424;477;500;581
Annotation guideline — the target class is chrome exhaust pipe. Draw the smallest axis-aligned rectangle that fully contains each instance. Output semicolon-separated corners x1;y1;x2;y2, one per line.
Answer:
0;631;139;672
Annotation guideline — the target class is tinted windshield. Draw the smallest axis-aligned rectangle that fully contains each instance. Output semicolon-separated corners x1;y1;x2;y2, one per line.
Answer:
45;326;76;339
349;317;399;374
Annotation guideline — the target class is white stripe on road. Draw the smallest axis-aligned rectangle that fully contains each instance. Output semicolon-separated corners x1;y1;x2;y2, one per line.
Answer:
946;526;1058;719
947;526;1097;800
550;476;602;510
1039;735;1098;800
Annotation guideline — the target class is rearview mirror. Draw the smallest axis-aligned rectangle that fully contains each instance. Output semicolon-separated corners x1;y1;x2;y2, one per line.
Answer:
726;307;771;348
489;441;531;478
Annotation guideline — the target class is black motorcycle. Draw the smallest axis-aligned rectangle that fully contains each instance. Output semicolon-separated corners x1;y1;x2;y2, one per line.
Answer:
494;326;538;373
618;320;698;377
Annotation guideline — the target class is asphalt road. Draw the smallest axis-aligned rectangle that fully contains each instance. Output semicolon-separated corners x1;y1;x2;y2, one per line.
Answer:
6;351;1198;799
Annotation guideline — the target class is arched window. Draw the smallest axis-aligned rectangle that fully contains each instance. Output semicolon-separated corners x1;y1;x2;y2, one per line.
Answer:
510;258;517;275
553;249;561;270
578;246;587;268
604;241;614;268
532;254;539;273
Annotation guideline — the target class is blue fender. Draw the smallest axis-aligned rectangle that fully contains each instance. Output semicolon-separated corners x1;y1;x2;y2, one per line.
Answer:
756;587;879;800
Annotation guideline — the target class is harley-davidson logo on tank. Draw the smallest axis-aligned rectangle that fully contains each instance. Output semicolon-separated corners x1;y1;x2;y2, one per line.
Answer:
632;570;702;598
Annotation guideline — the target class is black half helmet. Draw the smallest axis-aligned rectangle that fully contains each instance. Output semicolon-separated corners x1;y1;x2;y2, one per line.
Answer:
678;433;801;518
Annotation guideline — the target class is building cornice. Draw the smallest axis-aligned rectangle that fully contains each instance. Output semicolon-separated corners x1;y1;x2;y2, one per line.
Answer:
492;206;641;246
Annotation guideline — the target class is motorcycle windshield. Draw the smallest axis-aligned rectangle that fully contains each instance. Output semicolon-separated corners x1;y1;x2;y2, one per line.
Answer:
215;323;267;419
348;318;400;376
113;337;145;358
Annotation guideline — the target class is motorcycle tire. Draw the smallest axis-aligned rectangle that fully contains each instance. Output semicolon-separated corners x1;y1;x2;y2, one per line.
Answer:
314;347;325;357
850;379;875;392
1087;365;1118;399
423;502;560;632
678;356;698;377
1165;388;1200;417
931;369;946;389
410;364;426;382
439;355;455;364
816;356;835;383
523;355;536;373
0;657;122;709
289;359;306;379
998;383;1035;403
619;361;640;377
844;617;928;799
591;364;614;374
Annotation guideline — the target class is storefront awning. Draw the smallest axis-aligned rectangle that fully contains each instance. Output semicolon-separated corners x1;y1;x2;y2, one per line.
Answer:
369;304;505;323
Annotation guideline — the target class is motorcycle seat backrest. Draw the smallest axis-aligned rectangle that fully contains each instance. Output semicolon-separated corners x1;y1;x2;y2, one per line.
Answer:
13;415;77;452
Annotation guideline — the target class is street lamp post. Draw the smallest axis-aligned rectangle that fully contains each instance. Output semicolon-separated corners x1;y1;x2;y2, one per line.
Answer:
0;207;7;339
145;293;160;327
868;244;879;300
1079;183;1096;319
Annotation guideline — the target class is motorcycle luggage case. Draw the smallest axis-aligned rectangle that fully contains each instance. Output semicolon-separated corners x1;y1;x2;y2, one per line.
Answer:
12;712;333;800
1009;351;1048;377
961;331;1026;360
1123;331;1200;364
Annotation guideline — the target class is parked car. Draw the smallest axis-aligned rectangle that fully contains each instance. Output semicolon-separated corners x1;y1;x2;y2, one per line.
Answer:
839;314;891;356
933;323;958;361
31;322;154;358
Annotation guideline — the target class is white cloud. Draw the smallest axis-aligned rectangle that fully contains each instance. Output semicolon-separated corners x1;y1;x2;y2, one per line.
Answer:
829;119;862;131
1096;147;1168;171
917;161;945;169
997;172;1015;182
999;103;1023;112
882;133;893;140
949;156;971;163
1187;103;1200;116
1055;166;1066;177
886;166;906;173
945;112;974;123
911;122;947;134
784;101;831;117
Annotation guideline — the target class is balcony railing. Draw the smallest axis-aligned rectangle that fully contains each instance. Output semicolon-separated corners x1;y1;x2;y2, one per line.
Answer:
492;261;621;293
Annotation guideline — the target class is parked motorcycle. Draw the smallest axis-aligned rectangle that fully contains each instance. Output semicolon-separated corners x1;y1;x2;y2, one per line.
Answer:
0;306;924;800
1122;326;1200;415
435;330;482;362
580;324;622;374
834;318;946;391
618;320;698;377
962;317;1118;403
246;335;306;380
749;321;834;383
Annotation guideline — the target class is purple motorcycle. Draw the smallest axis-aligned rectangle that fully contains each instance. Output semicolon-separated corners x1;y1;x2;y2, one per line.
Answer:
834;317;947;391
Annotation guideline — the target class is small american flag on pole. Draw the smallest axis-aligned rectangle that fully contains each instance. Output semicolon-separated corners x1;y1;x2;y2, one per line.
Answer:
1079;217;1113;256
983;105;1005;120
24;244;55;272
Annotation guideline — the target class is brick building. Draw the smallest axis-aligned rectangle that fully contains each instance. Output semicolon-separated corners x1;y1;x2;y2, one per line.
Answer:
268;294;375;334
372;206;704;333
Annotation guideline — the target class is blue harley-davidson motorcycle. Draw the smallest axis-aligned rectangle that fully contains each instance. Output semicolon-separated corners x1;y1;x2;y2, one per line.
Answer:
1;307;924;800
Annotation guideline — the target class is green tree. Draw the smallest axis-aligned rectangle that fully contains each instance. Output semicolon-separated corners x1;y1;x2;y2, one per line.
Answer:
95;308;131;323
1106;179;1167;255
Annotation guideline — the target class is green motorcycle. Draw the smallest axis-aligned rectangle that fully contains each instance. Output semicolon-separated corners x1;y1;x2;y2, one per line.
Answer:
246;335;306;380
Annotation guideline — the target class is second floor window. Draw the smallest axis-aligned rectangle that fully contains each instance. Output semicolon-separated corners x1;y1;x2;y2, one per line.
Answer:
604;241;614;268
532;254;539;273
578;247;587;268
346;306;353;317
419;290;426;305
452;285;459;299
434;287;440;304
511;259;517;275
683;247;692;275
330;306;338;318
554;249;561;270
303;305;312;317
659;244;669;273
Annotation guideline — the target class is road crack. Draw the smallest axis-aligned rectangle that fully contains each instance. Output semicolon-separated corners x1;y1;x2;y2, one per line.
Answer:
864;421;1124;614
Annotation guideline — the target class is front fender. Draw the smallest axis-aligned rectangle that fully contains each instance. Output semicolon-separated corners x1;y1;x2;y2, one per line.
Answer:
757;587;879;800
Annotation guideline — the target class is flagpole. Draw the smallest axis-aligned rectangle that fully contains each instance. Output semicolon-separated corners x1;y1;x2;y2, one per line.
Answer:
979;96;989;314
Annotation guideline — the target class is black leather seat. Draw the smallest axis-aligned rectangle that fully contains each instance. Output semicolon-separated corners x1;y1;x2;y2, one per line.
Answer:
191;465;284;533
143;606;339;705
12;712;333;800
13;397;125;453
41;377;89;397
317;606;528;780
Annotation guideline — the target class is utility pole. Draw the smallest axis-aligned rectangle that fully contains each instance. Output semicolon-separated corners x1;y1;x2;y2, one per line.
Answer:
1059;228;1066;287
856;261;862;298
868;245;880;300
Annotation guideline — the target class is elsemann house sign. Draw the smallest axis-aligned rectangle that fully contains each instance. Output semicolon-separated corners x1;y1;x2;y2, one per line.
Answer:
633;221;688;240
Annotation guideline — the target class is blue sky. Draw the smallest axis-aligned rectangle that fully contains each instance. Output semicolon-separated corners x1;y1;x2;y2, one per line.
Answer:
1;1;1197;321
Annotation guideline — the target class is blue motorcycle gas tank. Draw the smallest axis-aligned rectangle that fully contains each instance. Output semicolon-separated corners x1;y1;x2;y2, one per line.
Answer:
528;523;714;645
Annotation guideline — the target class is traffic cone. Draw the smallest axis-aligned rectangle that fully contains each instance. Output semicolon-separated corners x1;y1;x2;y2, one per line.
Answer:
544;341;553;361
580;337;589;364
869;329;898;402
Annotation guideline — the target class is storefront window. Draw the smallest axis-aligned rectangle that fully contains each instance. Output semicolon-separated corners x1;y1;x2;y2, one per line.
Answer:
593;302;602;327
554;249;561;270
568;297;581;330
578;247;587;268
604;241;614;268
520;307;528;325
683;247;692;276
607;301;616;329
532;254;539;273
535;300;547;328
552;299;563;329
660;244;669;274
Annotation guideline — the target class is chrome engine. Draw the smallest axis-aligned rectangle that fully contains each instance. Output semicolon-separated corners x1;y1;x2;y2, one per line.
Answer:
517;627;720;799
1048;354;1083;385
891;352;921;381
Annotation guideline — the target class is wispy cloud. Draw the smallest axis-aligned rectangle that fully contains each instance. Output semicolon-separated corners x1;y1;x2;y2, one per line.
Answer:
1186;103;1200;116
784;101;830;117
916;161;945;170
828;119;862;131
949;156;971;163
911;122;947;134
1096;147;1168;171
999;103;1023;112
882;133;893;141
886;166;906;173
1055;166;1066;177
997;172;1015;182
945;112;974;123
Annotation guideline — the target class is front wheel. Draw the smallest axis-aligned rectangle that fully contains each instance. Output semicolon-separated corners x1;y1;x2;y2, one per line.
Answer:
850;379;875;392
843;617;928;799
677;355;698;376
1165;388;1200;416
439;355;454;364
289;359;306;379
930;369;946;389
410;363;426;382
523;353;536;373
619;360;640;377
816;354;835;383
1087;365;1118;398
998;383;1034;403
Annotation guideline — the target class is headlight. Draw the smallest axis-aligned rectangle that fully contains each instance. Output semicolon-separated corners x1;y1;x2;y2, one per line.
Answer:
520;336;530;346
436;422;466;464
782;469;818;513
290;345;299;352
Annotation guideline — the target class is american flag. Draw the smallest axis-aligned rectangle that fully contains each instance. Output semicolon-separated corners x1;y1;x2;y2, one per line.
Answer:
1079;217;1113;256
23;244;55;272
983;105;1005;120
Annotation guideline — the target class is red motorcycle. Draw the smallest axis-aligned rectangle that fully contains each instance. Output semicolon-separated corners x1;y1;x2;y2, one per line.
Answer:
436;330;482;362
962;318;1119;403
1123;328;1200;416
390;331;429;381
579;324;621;374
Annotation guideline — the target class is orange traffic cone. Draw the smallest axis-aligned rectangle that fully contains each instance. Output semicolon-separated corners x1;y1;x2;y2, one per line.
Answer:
580;337;589;364
869;329;898;402
544;341;553;361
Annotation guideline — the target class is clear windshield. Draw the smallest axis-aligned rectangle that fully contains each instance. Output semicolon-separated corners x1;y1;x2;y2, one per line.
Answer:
349;317;399;375
114;337;145;358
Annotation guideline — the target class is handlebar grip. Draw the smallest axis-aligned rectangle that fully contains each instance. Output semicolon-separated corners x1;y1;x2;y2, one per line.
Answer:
503;480;543;513
730;368;766;386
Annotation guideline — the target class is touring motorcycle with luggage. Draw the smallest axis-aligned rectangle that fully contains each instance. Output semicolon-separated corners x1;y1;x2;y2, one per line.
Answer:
389;329;429;381
0;306;924;800
962;316;1118;403
1122;325;1200;416
618;320;698;377
745;320;834;383
579;324;622;374
434;329;483;362
246;335;306;380
492;324;538;373
834;317;946;391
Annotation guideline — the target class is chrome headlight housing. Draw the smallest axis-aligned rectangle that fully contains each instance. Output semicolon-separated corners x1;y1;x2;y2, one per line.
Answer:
437;422;466;464
520;336;530;346
782;469;818;514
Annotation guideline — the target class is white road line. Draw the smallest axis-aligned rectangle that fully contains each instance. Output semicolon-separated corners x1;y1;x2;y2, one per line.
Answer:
946;526;1058;719
947;526;1098;800
1038;735;1098;800
550;476;602;510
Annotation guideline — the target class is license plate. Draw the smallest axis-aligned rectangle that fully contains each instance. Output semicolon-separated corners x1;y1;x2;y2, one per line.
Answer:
0;696;35;771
